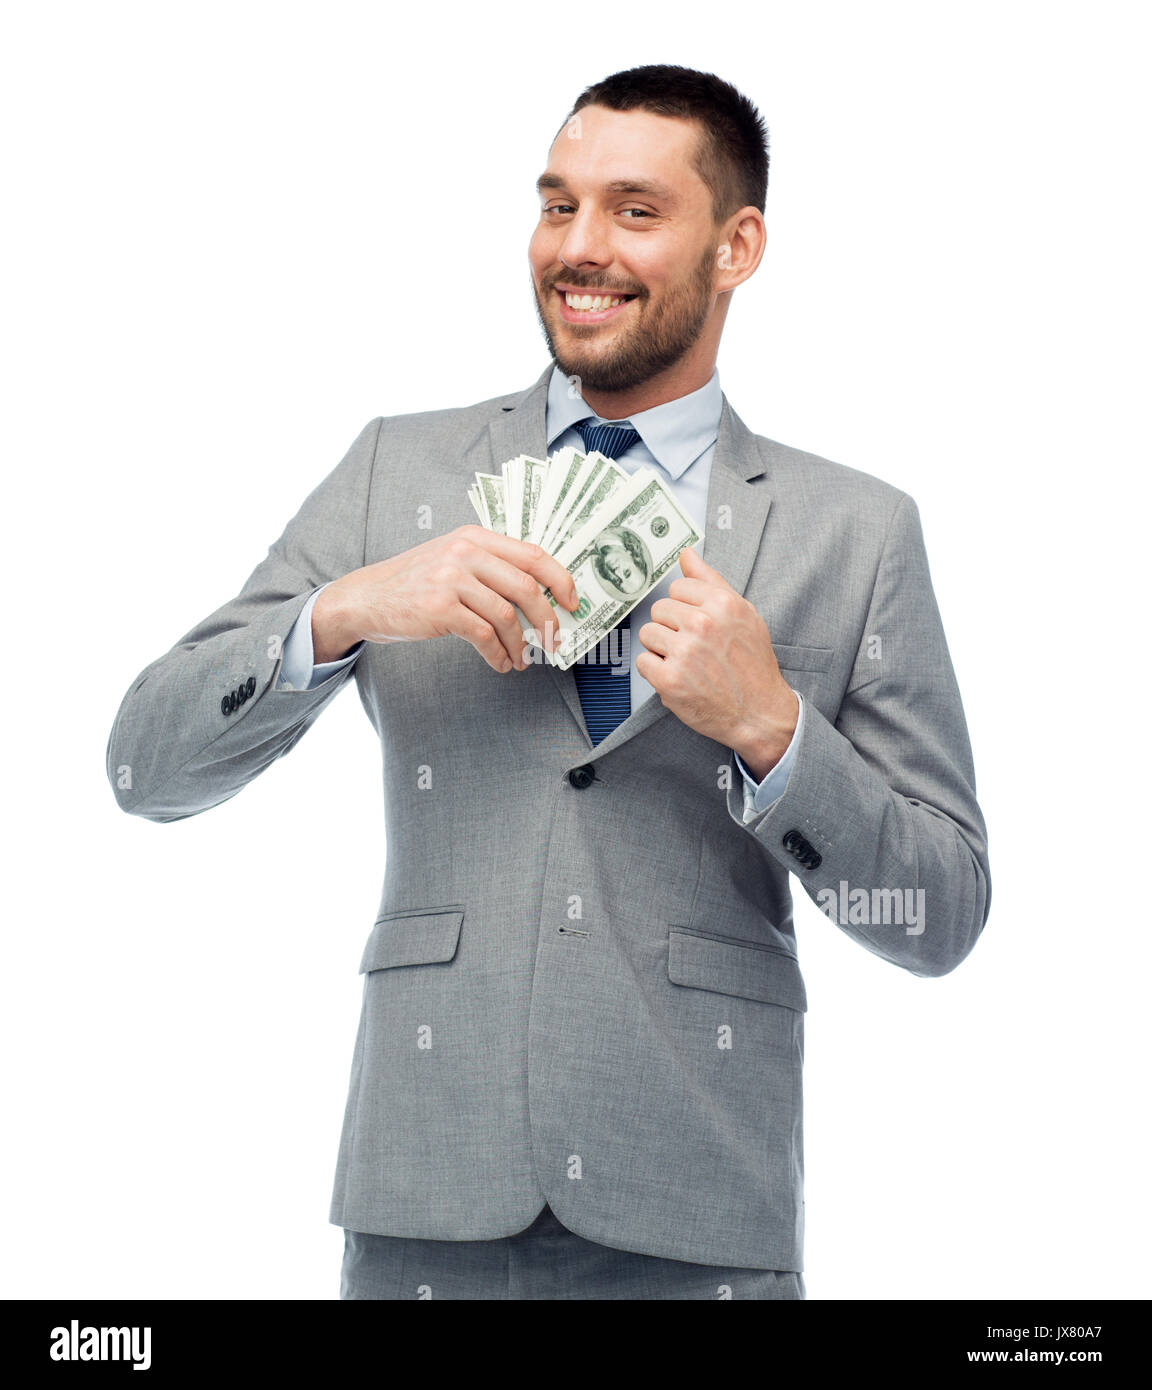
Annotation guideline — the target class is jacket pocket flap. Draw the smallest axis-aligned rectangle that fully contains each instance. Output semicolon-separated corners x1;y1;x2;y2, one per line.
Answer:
668;928;807;1010
771;643;834;674
359;907;463;973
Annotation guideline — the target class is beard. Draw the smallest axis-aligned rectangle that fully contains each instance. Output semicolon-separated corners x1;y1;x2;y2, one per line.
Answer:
532;243;717;393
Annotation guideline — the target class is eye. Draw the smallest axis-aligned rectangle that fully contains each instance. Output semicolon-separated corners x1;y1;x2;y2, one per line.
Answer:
543;203;576;217
620;208;655;219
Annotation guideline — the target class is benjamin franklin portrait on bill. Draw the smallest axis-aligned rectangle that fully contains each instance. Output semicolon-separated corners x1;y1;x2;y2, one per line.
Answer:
592;525;651;599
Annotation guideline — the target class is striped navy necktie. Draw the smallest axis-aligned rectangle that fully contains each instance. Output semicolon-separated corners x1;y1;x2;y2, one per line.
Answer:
571;419;641;745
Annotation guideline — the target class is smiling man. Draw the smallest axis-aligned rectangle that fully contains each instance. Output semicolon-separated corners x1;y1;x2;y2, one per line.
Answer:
107;64;990;1300
531;103;724;402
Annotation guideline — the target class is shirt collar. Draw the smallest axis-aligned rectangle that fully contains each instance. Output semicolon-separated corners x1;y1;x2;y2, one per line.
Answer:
545;364;722;481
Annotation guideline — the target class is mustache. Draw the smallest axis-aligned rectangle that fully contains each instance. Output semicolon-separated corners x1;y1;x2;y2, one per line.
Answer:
543;274;644;297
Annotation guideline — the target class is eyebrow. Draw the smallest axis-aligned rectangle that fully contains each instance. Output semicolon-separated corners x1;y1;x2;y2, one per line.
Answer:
535;173;679;203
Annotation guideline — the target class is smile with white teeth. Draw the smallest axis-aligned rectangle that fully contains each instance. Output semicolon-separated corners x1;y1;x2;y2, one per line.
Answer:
563;291;635;311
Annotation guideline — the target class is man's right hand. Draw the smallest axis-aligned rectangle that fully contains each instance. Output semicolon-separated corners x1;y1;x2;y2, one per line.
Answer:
311;525;580;672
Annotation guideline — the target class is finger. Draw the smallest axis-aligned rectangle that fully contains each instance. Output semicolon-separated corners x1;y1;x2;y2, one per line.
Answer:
467;553;564;655
648;596;700;631
665;575;717;606
636;620;673;657
443;598;516;672
635;649;666;689
461;526;579;610
526;551;580;613
677;545;734;590
453;576;534;669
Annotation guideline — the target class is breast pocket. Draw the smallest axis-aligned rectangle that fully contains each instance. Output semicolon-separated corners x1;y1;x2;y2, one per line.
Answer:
771;643;834;676
667;927;807;1011
358;906;464;972
767;642;835;706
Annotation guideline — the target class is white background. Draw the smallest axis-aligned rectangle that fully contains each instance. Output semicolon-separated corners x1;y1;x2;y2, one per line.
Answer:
3;0;1148;1300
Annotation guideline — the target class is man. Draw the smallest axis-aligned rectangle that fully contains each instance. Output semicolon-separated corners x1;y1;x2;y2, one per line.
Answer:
106;64;990;1300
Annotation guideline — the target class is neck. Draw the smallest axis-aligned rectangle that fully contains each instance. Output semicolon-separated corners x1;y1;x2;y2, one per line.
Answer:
575;340;718;420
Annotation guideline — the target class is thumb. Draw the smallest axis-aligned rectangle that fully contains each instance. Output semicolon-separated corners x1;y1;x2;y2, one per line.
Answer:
678;544;733;588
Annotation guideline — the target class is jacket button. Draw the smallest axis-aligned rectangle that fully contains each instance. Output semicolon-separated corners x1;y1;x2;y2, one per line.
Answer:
221;695;232;716
782;828;821;869
568;765;596;789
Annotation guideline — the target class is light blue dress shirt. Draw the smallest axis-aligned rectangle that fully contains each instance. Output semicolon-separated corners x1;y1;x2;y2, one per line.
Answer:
276;368;803;817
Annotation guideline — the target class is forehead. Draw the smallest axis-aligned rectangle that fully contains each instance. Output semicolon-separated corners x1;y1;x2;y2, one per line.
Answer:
541;104;709;203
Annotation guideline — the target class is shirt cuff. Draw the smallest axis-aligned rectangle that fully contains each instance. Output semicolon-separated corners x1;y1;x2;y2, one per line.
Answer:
277;584;364;691
735;693;805;822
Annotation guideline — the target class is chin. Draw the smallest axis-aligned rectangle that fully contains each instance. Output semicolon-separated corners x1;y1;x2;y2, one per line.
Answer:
564;361;649;394
553;340;635;384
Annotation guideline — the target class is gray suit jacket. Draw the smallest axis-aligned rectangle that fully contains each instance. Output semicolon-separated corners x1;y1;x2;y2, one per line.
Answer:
106;364;990;1270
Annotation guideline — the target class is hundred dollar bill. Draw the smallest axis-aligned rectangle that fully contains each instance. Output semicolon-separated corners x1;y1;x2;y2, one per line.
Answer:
529;446;585;547
501;457;525;540
468;484;486;525
521;469;701;669
540;452;630;556
537;450;616;555
501;458;520;538
474;473;507;535
514;455;550;543
536;448;602;551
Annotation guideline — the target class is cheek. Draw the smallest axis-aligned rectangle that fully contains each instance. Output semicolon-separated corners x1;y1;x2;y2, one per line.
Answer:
527;230;551;281
619;244;672;293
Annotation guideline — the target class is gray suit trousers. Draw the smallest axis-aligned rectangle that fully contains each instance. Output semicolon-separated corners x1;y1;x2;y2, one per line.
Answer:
340;1204;805;1300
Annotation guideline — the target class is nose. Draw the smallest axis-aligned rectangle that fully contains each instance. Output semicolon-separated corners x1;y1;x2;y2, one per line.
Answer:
558;207;613;272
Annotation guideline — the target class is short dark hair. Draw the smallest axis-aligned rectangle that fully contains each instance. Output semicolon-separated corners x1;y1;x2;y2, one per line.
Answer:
564;64;769;223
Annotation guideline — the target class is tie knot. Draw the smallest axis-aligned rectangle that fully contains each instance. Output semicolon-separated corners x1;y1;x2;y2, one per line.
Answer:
576;419;640;461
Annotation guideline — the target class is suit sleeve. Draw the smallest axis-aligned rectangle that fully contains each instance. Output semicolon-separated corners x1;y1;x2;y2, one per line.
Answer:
105;417;383;823
734;694;804;816
277;584;364;691
726;492;991;977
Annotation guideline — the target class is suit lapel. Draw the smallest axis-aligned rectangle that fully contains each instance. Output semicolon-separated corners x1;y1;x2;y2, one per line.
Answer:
480;370;775;755
697;394;776;594
473;364;552;477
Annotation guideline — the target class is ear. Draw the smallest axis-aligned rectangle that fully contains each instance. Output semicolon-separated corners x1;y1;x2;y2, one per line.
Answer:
714;207;766;293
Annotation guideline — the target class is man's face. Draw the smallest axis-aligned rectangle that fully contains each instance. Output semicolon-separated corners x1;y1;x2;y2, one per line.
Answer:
529;105;721;394
600;540;641;592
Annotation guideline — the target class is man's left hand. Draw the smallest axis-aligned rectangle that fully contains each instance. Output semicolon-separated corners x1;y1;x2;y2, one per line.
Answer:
635;547;799;781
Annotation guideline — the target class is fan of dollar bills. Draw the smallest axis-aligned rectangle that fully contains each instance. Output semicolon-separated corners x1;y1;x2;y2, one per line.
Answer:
468;446;700;670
